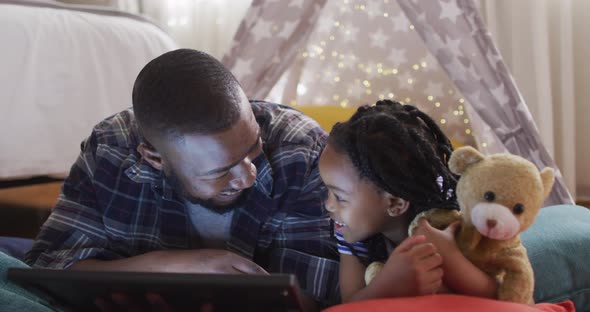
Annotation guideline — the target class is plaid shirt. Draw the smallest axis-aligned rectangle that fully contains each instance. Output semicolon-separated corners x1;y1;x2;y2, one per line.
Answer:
25;101;340;306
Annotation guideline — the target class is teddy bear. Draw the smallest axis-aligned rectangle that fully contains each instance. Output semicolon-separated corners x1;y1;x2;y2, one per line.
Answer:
364;146;555;304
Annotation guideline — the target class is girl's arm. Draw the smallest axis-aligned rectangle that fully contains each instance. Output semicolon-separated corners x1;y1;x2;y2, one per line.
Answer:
342;235;443;302
339;254;368;302
413;218;498;298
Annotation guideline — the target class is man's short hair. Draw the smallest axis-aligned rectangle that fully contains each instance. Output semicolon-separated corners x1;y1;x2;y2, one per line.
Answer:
132;49;243;141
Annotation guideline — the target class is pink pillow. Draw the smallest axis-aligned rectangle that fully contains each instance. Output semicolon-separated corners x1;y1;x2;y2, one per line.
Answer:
323;295;575;312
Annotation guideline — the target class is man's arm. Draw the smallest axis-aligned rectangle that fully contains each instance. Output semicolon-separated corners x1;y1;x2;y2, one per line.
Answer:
69;249;267;274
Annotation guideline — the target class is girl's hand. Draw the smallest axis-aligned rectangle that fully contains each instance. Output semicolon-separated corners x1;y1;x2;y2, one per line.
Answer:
412;218;460;258
381;235;444;296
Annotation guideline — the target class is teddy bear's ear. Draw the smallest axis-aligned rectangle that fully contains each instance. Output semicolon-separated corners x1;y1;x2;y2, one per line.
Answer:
540;167;555;200
449;146;485;175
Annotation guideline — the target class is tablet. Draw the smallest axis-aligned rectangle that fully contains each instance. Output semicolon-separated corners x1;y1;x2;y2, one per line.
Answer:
7;268;308;312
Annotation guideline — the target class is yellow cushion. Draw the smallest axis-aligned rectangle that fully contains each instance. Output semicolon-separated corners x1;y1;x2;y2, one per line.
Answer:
296;106;356;133
296;105;463;148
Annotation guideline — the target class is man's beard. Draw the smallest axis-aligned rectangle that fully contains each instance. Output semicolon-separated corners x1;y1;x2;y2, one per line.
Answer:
163;169;251;215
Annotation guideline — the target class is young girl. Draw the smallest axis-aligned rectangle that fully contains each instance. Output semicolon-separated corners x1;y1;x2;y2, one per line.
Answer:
319;100;497;302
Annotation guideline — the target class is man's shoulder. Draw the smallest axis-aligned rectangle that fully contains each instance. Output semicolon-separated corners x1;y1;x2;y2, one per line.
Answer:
90;108;141;149
251;100;327;150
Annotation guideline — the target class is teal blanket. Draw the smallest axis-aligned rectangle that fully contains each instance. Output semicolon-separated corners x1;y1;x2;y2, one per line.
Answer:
0;251;61;312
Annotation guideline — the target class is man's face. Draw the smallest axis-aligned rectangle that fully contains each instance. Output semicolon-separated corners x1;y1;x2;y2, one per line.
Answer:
158;94;262;213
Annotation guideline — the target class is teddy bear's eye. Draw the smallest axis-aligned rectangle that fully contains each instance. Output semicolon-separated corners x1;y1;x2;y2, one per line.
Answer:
513;204;525;215
483;191;495;202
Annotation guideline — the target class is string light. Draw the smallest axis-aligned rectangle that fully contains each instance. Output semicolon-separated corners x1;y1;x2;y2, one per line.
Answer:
291;0;473;147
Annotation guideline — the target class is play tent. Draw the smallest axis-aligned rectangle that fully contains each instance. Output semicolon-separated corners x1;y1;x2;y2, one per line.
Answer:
222;0;572;206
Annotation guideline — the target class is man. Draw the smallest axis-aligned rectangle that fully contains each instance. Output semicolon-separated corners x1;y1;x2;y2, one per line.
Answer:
25;49;339;308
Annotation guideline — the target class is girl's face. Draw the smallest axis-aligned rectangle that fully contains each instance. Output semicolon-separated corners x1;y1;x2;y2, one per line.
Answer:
319;143;400;243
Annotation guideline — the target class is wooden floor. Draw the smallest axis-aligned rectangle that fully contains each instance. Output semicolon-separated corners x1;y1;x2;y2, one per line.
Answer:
0;181;589;238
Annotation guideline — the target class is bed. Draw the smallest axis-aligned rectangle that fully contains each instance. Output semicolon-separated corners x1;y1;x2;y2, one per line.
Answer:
0;0;178;180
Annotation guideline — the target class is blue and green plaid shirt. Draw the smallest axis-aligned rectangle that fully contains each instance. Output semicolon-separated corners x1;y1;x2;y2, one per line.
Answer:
25;101;340;306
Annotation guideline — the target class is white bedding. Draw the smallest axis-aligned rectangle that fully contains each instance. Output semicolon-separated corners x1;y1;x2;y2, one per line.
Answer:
0;1;178;179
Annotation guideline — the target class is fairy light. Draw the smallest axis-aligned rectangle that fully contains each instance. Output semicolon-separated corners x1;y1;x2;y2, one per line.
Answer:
388;93;395;98
412;64;420;70
465;129;471;134
404;97;411;103
435;102;441;107
363;80;371;87
440;118;447;124
427;96;434;101
464;118;469;124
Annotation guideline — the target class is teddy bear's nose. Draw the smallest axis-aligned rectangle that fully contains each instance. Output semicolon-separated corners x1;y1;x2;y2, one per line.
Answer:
486;219;497;229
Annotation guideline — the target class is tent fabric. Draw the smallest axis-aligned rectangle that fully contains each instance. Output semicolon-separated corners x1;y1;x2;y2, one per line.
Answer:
222;0;572;205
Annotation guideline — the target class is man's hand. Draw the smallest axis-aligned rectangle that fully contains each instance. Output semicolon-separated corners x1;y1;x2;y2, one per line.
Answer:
70;249;268;275
156;249;269;274
381;235;444;296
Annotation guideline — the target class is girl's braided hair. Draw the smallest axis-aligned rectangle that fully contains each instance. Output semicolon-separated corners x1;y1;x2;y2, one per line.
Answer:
329;100;459;263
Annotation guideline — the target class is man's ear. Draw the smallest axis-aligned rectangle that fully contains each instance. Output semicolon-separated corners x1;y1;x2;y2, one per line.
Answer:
137;143;164;171
385;195;410;217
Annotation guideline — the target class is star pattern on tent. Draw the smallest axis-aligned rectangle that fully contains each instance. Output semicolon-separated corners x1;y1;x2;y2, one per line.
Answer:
491;83;510;107
365;61;381;79
250;19;274;42
392;13;411;32
439;0;462;24
424;81;445;98
342;24;360;43
387;48;407;68
485;48;502;71
288;0;305;9
466;62;481;81
347;81;365;99
369;29;388;49
444;57;468;82
396;71;415;90
233;58;253;79
366;1;385;20
445;37;462;55
277;20;298;39
315;13;335;34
